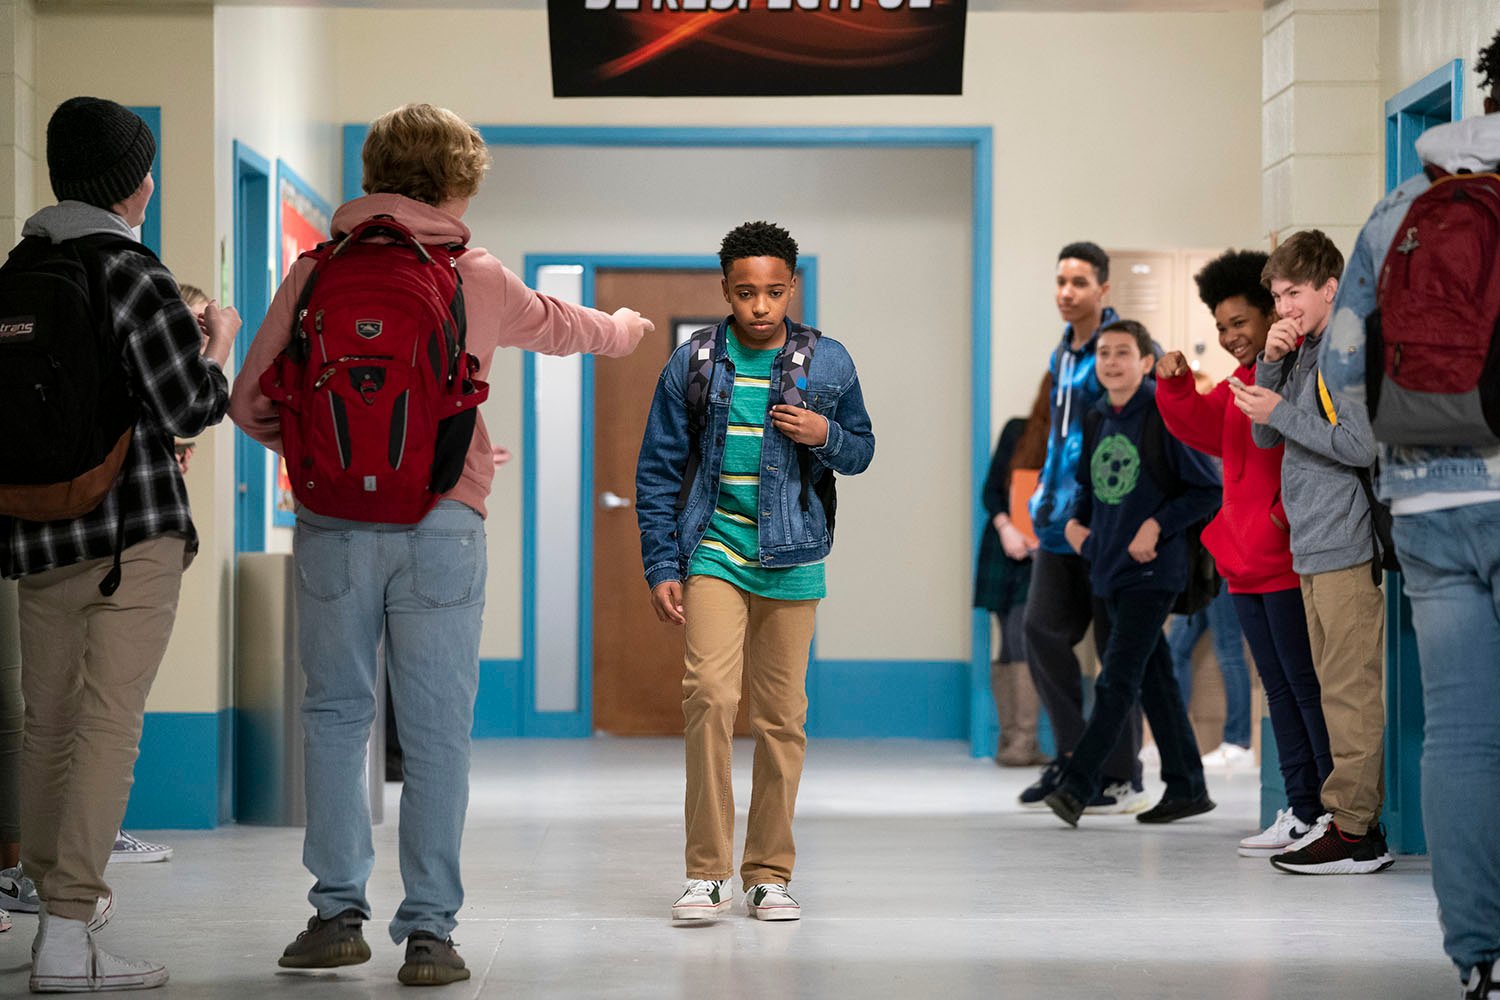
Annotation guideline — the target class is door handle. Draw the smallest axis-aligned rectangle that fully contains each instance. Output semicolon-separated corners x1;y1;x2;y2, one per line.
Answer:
599;490;633;510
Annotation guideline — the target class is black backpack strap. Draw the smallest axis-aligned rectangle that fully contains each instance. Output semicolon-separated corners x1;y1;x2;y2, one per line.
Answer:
781;323;822;512
1139;404;1181;499
675;322;723;512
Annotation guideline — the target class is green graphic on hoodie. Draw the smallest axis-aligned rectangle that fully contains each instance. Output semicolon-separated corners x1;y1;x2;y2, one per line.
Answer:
1092;434;1141;505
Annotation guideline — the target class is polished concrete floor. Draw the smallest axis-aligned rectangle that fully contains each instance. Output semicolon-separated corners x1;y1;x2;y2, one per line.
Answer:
0;739;1455;998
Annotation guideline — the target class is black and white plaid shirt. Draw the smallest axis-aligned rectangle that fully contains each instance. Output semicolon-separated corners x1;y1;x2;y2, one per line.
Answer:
0;246;229;580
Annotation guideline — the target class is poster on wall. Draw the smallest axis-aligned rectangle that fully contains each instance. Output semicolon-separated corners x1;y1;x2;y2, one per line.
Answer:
274;163;333;528
547;0;966;97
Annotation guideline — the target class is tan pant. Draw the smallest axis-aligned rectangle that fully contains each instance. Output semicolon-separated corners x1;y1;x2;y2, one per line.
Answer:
682;575;817;889
18;534;186;922
1301;563;1386;836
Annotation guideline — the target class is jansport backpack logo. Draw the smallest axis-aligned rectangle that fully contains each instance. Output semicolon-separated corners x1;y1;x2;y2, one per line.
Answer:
1366;170;1500;447
259;216;488;524
0;235;140;522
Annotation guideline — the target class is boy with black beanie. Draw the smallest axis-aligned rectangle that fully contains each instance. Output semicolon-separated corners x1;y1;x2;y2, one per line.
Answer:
1;96;240;992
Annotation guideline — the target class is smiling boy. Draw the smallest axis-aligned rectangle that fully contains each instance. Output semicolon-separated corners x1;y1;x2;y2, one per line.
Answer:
635;221;875;923
1041;319;1221;828
1234;229;1392;875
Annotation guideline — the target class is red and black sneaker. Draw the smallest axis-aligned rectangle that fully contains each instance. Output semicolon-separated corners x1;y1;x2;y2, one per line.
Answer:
1269;816;1394;875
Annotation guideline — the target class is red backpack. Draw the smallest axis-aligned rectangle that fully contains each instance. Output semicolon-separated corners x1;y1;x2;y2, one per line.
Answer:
259;216;489;524
1367;170;1500;447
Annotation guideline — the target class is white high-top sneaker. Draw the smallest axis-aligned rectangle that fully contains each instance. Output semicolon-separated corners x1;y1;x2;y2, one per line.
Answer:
29;909;167;993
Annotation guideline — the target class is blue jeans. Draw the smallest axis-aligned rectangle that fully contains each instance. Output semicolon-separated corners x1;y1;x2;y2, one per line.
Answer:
1166;583;1252;747
1392;503;1500;974
295;500;486;944
1231;589;1332;826
1059;588;1205;803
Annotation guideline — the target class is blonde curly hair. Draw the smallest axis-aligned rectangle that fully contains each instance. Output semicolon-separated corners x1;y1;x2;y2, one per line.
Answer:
361;103;491;207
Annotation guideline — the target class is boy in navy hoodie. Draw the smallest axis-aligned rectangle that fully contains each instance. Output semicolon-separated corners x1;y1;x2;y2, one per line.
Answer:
1043;320;1221;827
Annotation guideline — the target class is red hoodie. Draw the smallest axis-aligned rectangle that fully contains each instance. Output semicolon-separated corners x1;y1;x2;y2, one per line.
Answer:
1155;366;1300;594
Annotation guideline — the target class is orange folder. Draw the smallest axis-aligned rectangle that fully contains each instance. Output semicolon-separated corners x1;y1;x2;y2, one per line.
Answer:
1008;468;1040;550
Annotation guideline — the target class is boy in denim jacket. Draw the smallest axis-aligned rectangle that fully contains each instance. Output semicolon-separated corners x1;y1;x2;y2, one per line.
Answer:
636;221;874;923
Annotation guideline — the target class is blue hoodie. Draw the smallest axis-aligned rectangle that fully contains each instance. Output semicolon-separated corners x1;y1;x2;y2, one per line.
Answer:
1073;382;1222;598
1029;306;1118;553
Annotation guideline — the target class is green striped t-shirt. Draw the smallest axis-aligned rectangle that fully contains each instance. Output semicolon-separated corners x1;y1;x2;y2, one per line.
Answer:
687;332;827;600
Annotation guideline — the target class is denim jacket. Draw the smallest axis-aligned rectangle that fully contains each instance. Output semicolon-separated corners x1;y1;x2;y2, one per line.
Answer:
1323;113;1500;501
636;319;875;590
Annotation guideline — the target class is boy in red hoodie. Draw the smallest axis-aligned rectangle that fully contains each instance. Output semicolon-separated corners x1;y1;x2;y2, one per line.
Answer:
1154;249;1332;857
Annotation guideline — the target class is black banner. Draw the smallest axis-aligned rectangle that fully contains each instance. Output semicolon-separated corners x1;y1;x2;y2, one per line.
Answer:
547;0;966;98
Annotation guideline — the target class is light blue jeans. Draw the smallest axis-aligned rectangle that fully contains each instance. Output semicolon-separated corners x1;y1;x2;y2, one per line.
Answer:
294;500;486;944
1392;503;1500;974
1166;583;1251;748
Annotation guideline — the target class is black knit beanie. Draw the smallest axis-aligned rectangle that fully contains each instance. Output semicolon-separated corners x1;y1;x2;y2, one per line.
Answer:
46;97;156;209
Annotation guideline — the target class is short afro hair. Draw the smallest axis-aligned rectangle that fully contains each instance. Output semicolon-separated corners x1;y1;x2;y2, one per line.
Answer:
719;221;798;275
1058;241;1109;284
1479;26;1500;99
1194;249;1274;316
1098;318;1153;358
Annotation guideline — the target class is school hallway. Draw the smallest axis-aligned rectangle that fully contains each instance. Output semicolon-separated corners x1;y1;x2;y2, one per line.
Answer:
0;739;1450;999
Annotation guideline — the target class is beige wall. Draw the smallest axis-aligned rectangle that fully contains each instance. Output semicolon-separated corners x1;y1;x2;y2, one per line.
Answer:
328;7;1266;448
1381;0;1496;111
34;5;224;714
0;0;36;248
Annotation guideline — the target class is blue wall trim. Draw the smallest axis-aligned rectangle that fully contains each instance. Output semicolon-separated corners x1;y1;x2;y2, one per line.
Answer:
1384;60;1463;191
126;106;162;255
472;659;525;737
232;141;273;554
124;710;231;830
344;124;992;744
807;660;969;739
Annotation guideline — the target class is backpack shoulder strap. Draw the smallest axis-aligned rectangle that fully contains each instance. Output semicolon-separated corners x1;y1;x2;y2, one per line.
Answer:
779;322;820;407
683;322;721;430
1139;403;1183;499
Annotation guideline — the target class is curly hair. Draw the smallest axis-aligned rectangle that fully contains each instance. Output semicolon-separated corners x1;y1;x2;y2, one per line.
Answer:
1262;229;1344;290
718;221;798;275
362;103;491;207
1479;26;1500;99
1194;249;1274;316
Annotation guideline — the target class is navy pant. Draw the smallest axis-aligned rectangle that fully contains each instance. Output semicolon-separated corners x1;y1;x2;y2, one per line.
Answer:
1231;589;1332;826
1059;588;1205;803
1024;549;1141;784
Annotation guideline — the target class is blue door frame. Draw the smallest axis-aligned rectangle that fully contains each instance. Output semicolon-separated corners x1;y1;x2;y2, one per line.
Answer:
1374;59;1463;856
232;141;273;554
341;125;994;745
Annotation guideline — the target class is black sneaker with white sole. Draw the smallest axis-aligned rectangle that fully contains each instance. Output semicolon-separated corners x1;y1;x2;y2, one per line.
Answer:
1018;759;1064;808
1463;959;1497;999
1270;819;1394;875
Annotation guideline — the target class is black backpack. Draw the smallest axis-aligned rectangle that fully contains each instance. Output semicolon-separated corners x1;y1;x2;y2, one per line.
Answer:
1082;405;1221;616
0;234;140;523
678;320;837;539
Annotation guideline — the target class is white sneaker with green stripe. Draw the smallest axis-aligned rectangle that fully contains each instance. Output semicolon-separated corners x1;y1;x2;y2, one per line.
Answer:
671;879;731;922
745;884;800;921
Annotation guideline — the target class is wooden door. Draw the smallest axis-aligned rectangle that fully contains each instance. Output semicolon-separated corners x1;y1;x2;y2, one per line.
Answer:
591;268;803;735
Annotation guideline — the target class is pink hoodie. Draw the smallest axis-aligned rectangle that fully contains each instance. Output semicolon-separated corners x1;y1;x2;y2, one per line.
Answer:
228;193;637;518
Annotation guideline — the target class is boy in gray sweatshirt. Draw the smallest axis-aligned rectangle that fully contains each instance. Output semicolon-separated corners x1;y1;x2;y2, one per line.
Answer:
1230;229;1392;875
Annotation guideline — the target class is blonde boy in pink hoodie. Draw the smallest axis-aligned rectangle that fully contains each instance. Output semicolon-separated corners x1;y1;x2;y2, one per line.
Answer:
229;103;650;987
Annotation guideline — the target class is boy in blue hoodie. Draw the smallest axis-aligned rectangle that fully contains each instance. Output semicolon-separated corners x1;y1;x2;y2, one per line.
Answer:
1043;320;1222;827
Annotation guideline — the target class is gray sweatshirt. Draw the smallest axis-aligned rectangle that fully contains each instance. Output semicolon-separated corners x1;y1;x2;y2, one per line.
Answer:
1252;331;1378;575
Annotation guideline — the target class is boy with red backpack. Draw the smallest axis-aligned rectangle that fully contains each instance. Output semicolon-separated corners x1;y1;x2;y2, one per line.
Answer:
229;103;650;986
1322;26;1500;998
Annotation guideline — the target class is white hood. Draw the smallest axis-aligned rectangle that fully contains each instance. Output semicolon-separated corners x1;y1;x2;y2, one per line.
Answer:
1415;113;1500;174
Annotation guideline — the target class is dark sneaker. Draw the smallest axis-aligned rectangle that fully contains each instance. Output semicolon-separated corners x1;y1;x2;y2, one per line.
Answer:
1463;959;1497;999
1018;759;1065;808
1042;787;1085;828
1270;818;1395;875
398;932;471;987
1137;793;1216;824
278;909;372;969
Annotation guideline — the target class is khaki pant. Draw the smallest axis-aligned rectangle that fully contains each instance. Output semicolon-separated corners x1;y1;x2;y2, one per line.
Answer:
682;575;817;889
1301;562;1386;836
18;534;186;922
